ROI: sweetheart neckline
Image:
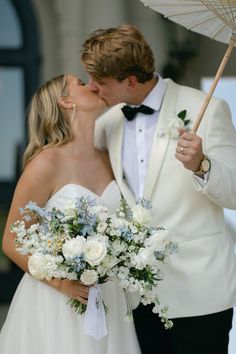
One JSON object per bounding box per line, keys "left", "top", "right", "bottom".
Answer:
{"left": 49, "top": 180, "right": 117, "bottom": 201}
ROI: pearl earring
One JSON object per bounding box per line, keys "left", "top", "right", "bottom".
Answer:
{"left": 71, "top": 103, "right": 76, "bottom": 121}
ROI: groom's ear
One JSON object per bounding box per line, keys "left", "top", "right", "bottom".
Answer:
{"left": 58, "top": 96, "right": 73, "bottom": 109}
{"left": 126, "top": 75, "right": 138, "bottom": 88}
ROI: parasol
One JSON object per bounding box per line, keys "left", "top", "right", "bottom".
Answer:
{"left": 140, "top": 0, "right": 236, "bottom": 132}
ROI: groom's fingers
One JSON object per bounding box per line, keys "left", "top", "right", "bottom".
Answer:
{"left": 176, "top": 132, "right": 204, "bottom": 171}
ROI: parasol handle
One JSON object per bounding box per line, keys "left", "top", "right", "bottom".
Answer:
{"left": 192, "top": 37, "right": 236, "bottom": 133}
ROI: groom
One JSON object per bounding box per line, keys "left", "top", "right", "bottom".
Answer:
{"left": 81, "top": 24, "right": 236, "bottom": 354}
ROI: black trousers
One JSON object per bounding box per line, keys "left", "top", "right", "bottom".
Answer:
{"left": 133, "top": 304, "right": 233, "bottom": 354}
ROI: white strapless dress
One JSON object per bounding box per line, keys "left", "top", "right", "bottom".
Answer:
{"left": 0, "top": 181, "right": 141, "bottom": 354}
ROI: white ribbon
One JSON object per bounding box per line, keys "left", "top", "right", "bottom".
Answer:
{"left": 84, "top": 284, "right": 107, "bottom": 340}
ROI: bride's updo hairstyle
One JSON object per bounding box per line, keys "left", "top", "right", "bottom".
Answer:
{"left": 23, "top": 74, "right": 73, "bottom": 168}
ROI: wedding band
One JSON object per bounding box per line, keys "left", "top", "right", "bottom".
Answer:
{"left": 180, "top": 147, "right": 184, "bottom": 153}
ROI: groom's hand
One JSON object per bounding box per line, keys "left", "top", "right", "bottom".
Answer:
{"left": 175, "top": 128, "right": 204, "bottom": 172}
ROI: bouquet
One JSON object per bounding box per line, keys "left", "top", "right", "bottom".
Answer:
{"left": 12, "top": 196, "right": 178, "bottom": 331}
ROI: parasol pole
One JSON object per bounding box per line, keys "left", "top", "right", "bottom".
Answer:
{"left": 192, "top": 35, "right": 236, "bottom": 133}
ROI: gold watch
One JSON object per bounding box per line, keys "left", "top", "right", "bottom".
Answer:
{"left": 194, "top": 155, "right": 211, "bottom": 177}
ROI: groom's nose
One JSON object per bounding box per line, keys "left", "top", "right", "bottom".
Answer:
{"left": 87, "top": 79, "right": 99, "bottom": 92}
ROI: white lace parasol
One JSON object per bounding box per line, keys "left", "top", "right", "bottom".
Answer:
{"left": 140, "top": 0, "right": 236, "bottom": 131}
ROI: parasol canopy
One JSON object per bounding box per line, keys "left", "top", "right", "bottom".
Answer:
{"left": 140, "top": 0, "right": 236, "bottom": 132}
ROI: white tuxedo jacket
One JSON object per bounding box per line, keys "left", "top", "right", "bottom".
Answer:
{"left": 95, "top": 79, "right": 236, "bottom": 318}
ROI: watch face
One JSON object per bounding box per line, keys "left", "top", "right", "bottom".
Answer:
{"left": 201, "top": 158, "right": 210, "bottom": 172}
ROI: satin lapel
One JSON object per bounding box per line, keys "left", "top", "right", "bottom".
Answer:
{"left": 143, "top": 79, "right": 180, "bottom": 199}
{"left": 108, "top": 114, "right": 136, "bottom": 206}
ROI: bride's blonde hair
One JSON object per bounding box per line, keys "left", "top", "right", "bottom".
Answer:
{"left": 23, "top": 74, "right": 73, "bottom": 168}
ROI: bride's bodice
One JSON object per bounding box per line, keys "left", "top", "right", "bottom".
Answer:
{"left": 45, "top": 180, "right": 121, "bottom": 213}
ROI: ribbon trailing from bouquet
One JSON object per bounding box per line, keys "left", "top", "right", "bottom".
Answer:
{"left": 84, "top": 284, "right": 107, "bottom": 340}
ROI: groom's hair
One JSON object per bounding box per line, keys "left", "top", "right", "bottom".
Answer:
{"left": 81, "top": 24, "right": 155, "bottom": 83}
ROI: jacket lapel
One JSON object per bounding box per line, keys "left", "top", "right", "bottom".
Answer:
{"left": 143, "top": 79, "right": 180, "bottom": 199}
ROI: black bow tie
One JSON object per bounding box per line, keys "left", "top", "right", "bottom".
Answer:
{"left": 121, "top": 104, "right": 154, "bottom": 121}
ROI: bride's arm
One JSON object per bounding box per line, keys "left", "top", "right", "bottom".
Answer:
{"left": 2, "top": 154, "right": 89, "bottom": 304}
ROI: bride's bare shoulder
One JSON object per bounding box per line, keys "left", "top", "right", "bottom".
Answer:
{"left": 26, "top": 147, "right": 60, "bottom": 169}
{"left": 22, "top": 147, "right": 63, "bottom": 185}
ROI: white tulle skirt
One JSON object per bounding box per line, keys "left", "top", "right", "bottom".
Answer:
{"left": 0, "top": 274, "right": 141, "bottom": 354}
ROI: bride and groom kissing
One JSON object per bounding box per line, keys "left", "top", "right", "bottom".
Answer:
{"left": 1, "top": 24, "right": 236, "bottom": 354}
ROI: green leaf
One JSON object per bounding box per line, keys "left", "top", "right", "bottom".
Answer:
{"left": 184, "top": 119, "right": 190, "bottom": 126}
{"left": 177, "top": 110, "right": 187, "bottom": 119}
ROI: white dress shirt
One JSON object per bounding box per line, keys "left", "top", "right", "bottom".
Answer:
{"left": 122, "top": 75, "right": 167, "bottom": 199}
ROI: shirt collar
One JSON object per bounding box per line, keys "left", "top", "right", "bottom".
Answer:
{"left": 142, "top": 73, "right": 167, "bottom": 112}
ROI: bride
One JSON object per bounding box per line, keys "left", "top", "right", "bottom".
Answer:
{"left": 0, "top": 74, "right": 141, "bottom": 354}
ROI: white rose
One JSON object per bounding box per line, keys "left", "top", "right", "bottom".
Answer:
{"left": 132, "top": 205, "right": 152, "bottom": 224}
{"left": 28, "top": 253, "right": 57, "bottom": 280}
{"left": 134, "top": 247, "right": 156, "bottom": 269}
{"left": 84, "top": 235, "right": 107, "bottom": 266}
{"left": 80, "top": 269, "right": 98, "bottom": 285}
{"left": 144, "top": 229, "right": 170, "bottom": 251}
{"left": 97, "top": 221, "right": 107, "bottom": 233}
{"left": 62, "top": 236, "right": 86, "bottom": 260}
{"left": 167, "top": 116, "right": 185, "bottom": 138}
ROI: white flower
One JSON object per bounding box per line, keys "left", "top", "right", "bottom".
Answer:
{"left": 110, "top": 228, "right": 122, "bottom": 237}
{"left": 84, "top": 235, "right": 108, "bottom": 266}
{"left": 110, "top": 239, "right": 127, "bottom": 255}
{"left": 166, "top": 110, "right": 191, "bottom": 138}
{"left": 97, "top": 221, "right": 107, "bottom": 233}
{"left": 130, "top": 225, "right": 138, "bottom": 234}
{"left": 110, "top": 215, "right": 128, "bottom": 228}
{"left": 117, "top": 266, "right": 130, "bottom": 278}
{"left": 64, "top": 201, "right": 77, "bottom": 220}
{"left": 80, "top": 269, "right": 98, "bottom": 285}
{"left": 118, "top": 211, "right": 125, "bottom": 218}
{"left": 102, "top": 254, "right": 119, "bottom": 268}
{"left": 166, "top": 116, "right": 185, "bottom": 138}
{"left": 90, "top": 205, "right": 109, "bottom": 221}
{"left": 11, "top": 220, "right": 26, "bottom": 239}
{"left": 62, "top": 236, "right": 86, "bottom": 260}
{"left": 97, "top": 255, "right": 119, "bottom": 276}
{"left": 134, "top": 247, "right": 156, "bottom": 269}
{"left": 132, "top": 205, "right": 152, "bottom": 224}
{"left": 28, "top": 223, "right": 40, "bottom": 233}
{"left": 119, "top": 278, "right": 130, "bottom": 288}
{"left": 144, "top": 229, "right": 170, "bottom": 251}
{"left": 28, "top": 253, "right": 61, "bottom": 280}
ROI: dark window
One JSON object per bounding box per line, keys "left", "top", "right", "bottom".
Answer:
{"left": 0, "top": 0, "right": 40, "bottom": 302}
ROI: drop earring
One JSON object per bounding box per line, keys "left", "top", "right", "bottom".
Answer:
{"left": 71, "top": 103, "right": 76, "bottom": 121}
